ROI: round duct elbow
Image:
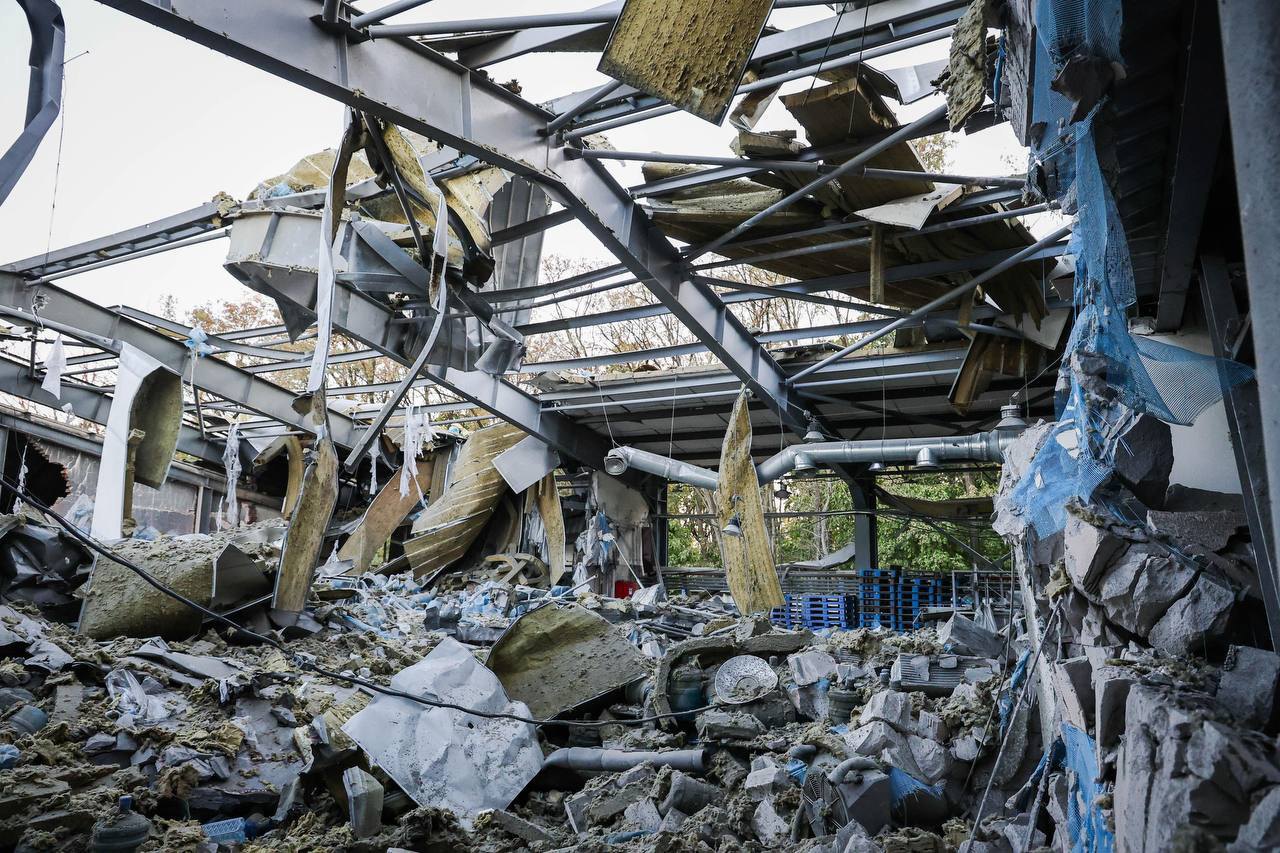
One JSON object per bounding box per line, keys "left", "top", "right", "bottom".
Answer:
{"left": 914, "top": 447, "right": 939, "bottom": 470}
{"left": 603, "top": 449, "right": 629, "bottom": 476}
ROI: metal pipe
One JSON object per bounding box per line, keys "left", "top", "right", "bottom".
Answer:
{"left": 321, "top": 0, "right": 341, "bottom": 24}
{"left": 753, "top": 431, "right": 1013, "bottom": 483}
{"left": 788, "top": 223, "right": 1073, "bottom": 384}
{"left": 350, "top": 0, "right": 436, "bottom": 28}
{"left": 604, "top": 447, "right": 719, "bottom": 491}
{"left": 546, "top": 79, "right": 625, "bottom": 135}
{"left": 605, "top": 429, "right": 1019, "bottom": 488}
{"left": 688, "top": 104, "right": 950, "bottom": 262}
{"left": 542, "top": 747, "right": 707, "bottom": 773}
{"left": 827, "top": 755, "right": 878, "bottom": 785}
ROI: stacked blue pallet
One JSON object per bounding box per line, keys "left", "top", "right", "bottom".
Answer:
{"left": 857, "top": 568, "right": 901, "bottom": 631}
{"left": 897, "top": 572, "right": 948, "bottom": 630}
{"left": 768, "top": 594, "right": 857, "bottom": 630}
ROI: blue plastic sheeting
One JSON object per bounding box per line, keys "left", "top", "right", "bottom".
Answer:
{"left": 1061, "top": 723, "right": 1115, "bottom": 853}
{"left": 887, "top": 766, "right": 944, "bottom": 806}
{"left": 999, "top": 648, "right": 1033, "bottom": 733}
{"left": 1010, "top": 0, "right": 1253, "bottom": 538}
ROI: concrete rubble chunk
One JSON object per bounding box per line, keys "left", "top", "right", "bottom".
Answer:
{"left": 1052, "top": 656, "right": 1094, "bottom": 732}
{"left": 659, "top": 771, "right": 719, "bottom": 817}
{"left": 1111, "top": 414, "right": 1173, "bottom": 507}
{"left": 342, "top": 767, "right": 383, "bottom": 839}
{"left": 1116, "top": 683, "right": 1280, "bottom": 851}
{"left": 907, "top": 734, "right": 951, "bottom": 784}
{"left": 789, "top": 649, "right": 838, "bottom": 686}
{"left": 858, "top": 689, "right": 914, "bottom": 731}
{"left": 622, "top": 798, "right": 663, "bottom": 833}
{"left": 481, "top": 809, "right": 554, "bottom": 844}
{"left": 1147, "top": 572, "right": 1235, "bottom": 656}
{"left": 938, "top": 614, "right": 1003, "bottom": 658}
{"left": 744, "top": 763, "right": 791, "bottom": 801}
{"left": 1063, "top": 511, "right": 1129, "bottom": 595}
{"left": 1227, "top": 785, "right": 1280, "bottom": 852}
{"left": 588, "top": 781, "right": 652, "bottom": 825}
{"left": 1147, "top": 508, "right": 1246, "bottom": 553}
{"left": 916, "top": 709, "right": 948, "bottom": 741}
{"left": 697, "top": 709, "right": 766, "bottom": 741}
{"left": 847, "top": 720, "right": 908, "bottom": 757}
{"left": 1093, "top": 664, "right": 1137, "bottom": 751}
{"left": 1218, "top": 645, "right": 1280, "bottom": 729}
{"left": 752, "top": 797, "right": 790, "bottom": 846}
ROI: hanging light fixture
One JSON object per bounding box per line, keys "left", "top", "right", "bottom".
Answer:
{"left": 868, "top": 461, "right": 886, "bottom": 473}
{"left": 774, "top": 481, "right": 791, "bottom": 500}
{"left": 723, "top": 513, "right": 743, "bottom": 537}
{"left": 803, "top": 417, "right": 825, "bottom": 443}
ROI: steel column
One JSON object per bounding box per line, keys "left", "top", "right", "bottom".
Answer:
{"left": 1199, "top": 254, "right": 1280, "bottom": 646}
{"left": 1219, "top": 0, "right": 1280, "bottom": 606}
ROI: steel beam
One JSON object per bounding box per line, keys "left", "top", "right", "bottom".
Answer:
{"left": 2, "top": 201, "right": 231, "bottom": 278}
{"left": 1200, "top": 255, "right": 1280, "bottom": 646}
{"left": 95, "top": 0, "right": 813, "bottom": 437}
{"left": 1220, "top": 0, "right": 1280, "bottom": 601}
{"left": 0, "top": 353, "right": 223, "bottom": 464}
{"left": 1154, "top": 0, "right": 1226, "bottom": 331}
{"left": 0, "top": 272, "right": 358, "bottom": 445}
{"left": 0, "top": 0, "right": 64, "bottom": 207}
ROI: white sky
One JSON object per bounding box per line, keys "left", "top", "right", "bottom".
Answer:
{"left": 0, "top": 0, "right": 1033, "bottom": 318}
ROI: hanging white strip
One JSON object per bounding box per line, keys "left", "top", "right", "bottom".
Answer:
{"left": 40, "top": 334, "right": 66, "bottom": 399}
{"left": 222, "top": 421, "right": 242, "bottom": 528}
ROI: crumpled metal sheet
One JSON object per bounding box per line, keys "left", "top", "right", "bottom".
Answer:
{"left": 342, "top": 637, "right": 542, "bottom": 826}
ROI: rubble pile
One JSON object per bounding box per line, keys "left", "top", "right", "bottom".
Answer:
{"left": 991, "top": 419, "right": 1280, "bottom": 852}
{"left": 0, "top": 504, "right": 1051, "bottom": 853}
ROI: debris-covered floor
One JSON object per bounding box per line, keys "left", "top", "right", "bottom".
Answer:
{"left": 3, "top": 409, "right": 1279, "bottom": 853}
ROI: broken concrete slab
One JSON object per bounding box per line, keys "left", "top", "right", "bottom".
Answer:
{"left": 938, "top": 613, "right": 1003, "bottom": 658}
{"left": 1147, "top": 572, "right": 1236, "bottom": 656}
{"left": 342, "top": 767, "right": 383, "bottom": 839}
{"left": 1218, "top": 645, "right": 1280, "bottom": 729}
{"left": 858, "top": 690, "right": 913, "bottom": 732}
{"left": 752, "top": 797, "right": 790, "bottom": 846}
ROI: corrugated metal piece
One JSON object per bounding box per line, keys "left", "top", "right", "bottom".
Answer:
{"left": 402, "top": 422, "right": 524, "bottom": 578}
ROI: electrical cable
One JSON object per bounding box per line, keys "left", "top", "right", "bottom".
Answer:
{"left": 0, "top": 473, "right": 713, "bottom": 729}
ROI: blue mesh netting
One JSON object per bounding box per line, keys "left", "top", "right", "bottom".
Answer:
{"left": 1061, "top": 724, "right": 1115, "bottom": 853}
{"left": 1010, "top": 0, "right": 1254, "bottom": 539}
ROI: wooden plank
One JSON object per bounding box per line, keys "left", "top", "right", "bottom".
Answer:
{"left": 716, "top": 388, "right": 783, "bottom": 613}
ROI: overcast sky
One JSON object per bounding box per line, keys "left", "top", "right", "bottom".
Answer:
{"left": 0, "top": 0, "right": 1029, "bottom": 318}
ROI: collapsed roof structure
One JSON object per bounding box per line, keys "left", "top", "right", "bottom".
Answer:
{"left": 0, "top": 0, "right": 1278, "bottom": 850}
